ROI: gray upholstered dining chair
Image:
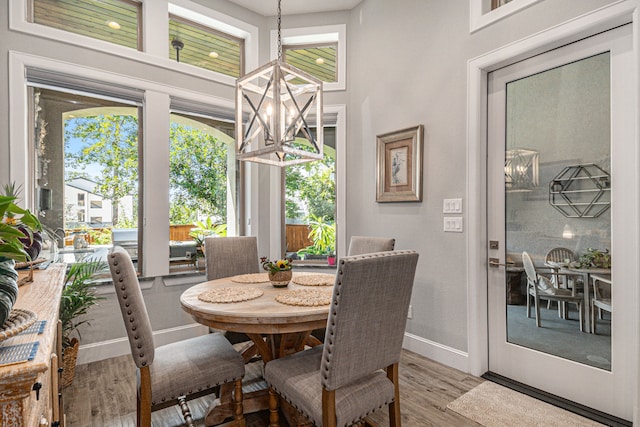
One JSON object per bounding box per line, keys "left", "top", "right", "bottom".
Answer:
{"left": 204, "top": 236, "right": 260, "bottom": 280}
{"left": 108, "top": 246, "right": 245, "bottom": 427}
{"left": 265, "top": 250, "right": 419, "bottom": 427}
{"left": 347, "top": 235, "right": 395, "bottom": 255}
{"left": 204, "top": 236, "right": 260, "bottom": 345}
{"left": 309, "top": 235, "right": 396, "bottom": 344}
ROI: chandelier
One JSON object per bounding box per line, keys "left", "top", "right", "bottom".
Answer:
{"left": 235, "top": 0, "right": 323, "bottom": 166}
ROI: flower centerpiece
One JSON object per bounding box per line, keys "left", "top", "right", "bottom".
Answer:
{"left": 578, "top": 248, "right": 611, "bottom": 269}
{"left": 261, "top": 256, "right": 293, "bottom": 288}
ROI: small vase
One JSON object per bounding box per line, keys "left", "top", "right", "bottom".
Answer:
{"left": 268, "top": 270, "right": 292, "bottom": 288}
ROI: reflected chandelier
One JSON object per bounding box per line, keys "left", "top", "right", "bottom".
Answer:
{"left": 235, "top": 0, "right": 323, "bottom": 166}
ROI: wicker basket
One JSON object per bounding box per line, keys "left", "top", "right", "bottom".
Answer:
{"left": 61, "top": 338, "right": 79, "bottom": 388}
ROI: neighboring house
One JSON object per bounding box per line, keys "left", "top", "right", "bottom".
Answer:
{"left": 65, "top": 177, "right": 133, "bottom": 227}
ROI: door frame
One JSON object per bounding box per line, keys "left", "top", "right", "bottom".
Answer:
{"left": 466, "top": 1, "right": 640, "bottom": 423}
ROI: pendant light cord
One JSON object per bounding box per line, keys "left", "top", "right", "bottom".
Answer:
{"left": 277, "top": 0, "right": 282, "bottom": 60}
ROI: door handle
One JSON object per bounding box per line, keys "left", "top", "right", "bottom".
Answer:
{"left": 489, "top": 258, "right": 510, "bottom": 267}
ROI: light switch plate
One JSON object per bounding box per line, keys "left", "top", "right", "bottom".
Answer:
{"left": 443, "top": 198, "right": 463, "bottom": 214}
{"left": 443, "top": 217, "right": 463, "bottom": 232}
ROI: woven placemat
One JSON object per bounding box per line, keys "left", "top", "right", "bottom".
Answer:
{"left": 276, "top": 289, "right": 332, "bottom": 307}
{"left": 0, "top": 341, "right": 39, "bottom": 367}
{"left": 291, "top": 273, "right": 335, "bottom": 287}
{"left": 198, "top": 287, "right": 264, "bottom": 303}
{"left": 0, "top": 309, "right": 37, "bottom": 342}
{"left": 230, "top": 273, "right": 270, "bottom": 284}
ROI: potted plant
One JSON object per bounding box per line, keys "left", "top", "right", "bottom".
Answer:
{"left": 0, "top": 194, "right": 42, "bottom": 325}
{"left": 59, "top": 258, "right": 107, "bottom": 387}
{"left": 189, "top": 219, "right": 227, "bottom": 256}
{"left": 297, "top": 214, "right": 336, "bottom": 263}
{"left": 261, "top": 257, "right": 293, "bottom": 287}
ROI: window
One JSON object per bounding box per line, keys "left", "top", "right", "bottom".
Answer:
{"left": 169, "top": 15, "right": 244, "bottom": 78}
{"left": 470, "top": 0, "right": 543, "bottom": 32}
{"left": 30, "top": 0, "right": 142, "bottom": 50}
{"left": 491, "top": 0, "right": 514, "bottom": 9}
{"left": 285, "top": 127, "right": 336, "bottom": 264}
{"left": 273, "top": 25, "right": 346, "bottom": 91}
{"left": 32, "top": 86, "right": 141, "bottom": 270}
{"left": 283, "top": 43, "right": 337, "bottom": 83}
{"left": 168, "top": 111, "right": 237, "bottom": 273}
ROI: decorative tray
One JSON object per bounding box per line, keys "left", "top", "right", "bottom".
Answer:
{"left": 0, "top": 309, "right": 38, "bottom": 342}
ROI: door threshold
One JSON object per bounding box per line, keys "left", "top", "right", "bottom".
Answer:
{"left": 482, "top": 372, "right": 631, "bottom": 427}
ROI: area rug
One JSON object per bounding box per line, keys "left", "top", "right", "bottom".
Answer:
{"left": 446, "top": 381, "right": 605, "bottom": 426}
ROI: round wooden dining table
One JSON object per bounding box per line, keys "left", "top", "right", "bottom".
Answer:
{"left": 180, "top": 272, "right": 331, "bottom": 360}
{"left": 180, "top": 272, "right": 333, "bottom": 426}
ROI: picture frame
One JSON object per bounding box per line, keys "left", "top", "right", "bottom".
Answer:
{"left": 376, "top": 125, "right": 423, "bottom": 202}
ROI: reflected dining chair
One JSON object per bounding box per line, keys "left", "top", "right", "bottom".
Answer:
{"left": 108, "top": 246, "right": 245, "bottom": 427}
{"left": 591, "top": 274, "right": 612, "bottom": 334}
{"left": 264, "top": 250, "right": 419, "bottom": 427}
{"left": 523, "top": 251, "right": 584, "bottom": 332}
{"left": 347, "top": 235, "right": 395, "bottom": 255}
{"left": 544, "top": 247, "right": 580, "bottom": 293}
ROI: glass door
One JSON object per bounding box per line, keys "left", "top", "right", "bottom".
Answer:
{"left": 487, "top": 25, "right": 635, "bottom": 421}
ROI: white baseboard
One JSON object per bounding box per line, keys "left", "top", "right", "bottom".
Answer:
{"left": 78, "top": 326, "right": 469, "bottom": 373}
{"left": 403, "top": 332, "right": 469, "bottom": 373}
{"left": 77, "top": 323, "right": 209, "bottom": 365}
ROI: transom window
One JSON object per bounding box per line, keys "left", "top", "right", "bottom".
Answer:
{"left": 169, "top": 15, "right": 244, "bottom": 78}
{"left": 29, "top": 0, "right": 141, "bottom": 50}
{"left": 283, "top": 43, "right": 337, "bottom": 83}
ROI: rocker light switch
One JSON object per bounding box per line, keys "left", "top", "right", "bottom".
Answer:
{"left": 443, "top": 198, "right": 463, "bottom": 214}
{"left": 443, "top": 217, "right": 463, "bottom": 232}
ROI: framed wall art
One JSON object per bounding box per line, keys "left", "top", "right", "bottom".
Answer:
{"left": 376, "top": 125, "right": 423, "bottom": 202}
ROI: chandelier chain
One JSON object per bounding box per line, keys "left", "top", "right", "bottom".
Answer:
{"left": 277, "top": 0, "right": 282, "bottom": 60}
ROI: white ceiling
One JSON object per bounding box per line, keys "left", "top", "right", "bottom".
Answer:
{"left": 226, "top": 0, "right": 363, "bottom": 16}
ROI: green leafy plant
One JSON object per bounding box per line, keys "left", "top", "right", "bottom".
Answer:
{"left": 189, "top": 218, "right": 227, "bottom": 247}
{"left": 59, "top": 259, "right": 107, "bottom": 348}
{"left": 0, "top": 195, "right": 42, "bottom": 262}
{"left": 297, "top": 214, "right": 336, "bottom": 257}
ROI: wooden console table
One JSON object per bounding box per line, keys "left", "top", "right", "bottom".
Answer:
{"left": 0, "top": 264, "right": 66, "bottom": 427}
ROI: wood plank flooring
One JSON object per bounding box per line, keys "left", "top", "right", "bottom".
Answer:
{"left": 63, "top": 349, "right": 484, "bottom": 426}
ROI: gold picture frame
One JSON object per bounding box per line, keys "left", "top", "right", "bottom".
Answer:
{"left": 376, "top": 125, "right": 423, "bottom": 202}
